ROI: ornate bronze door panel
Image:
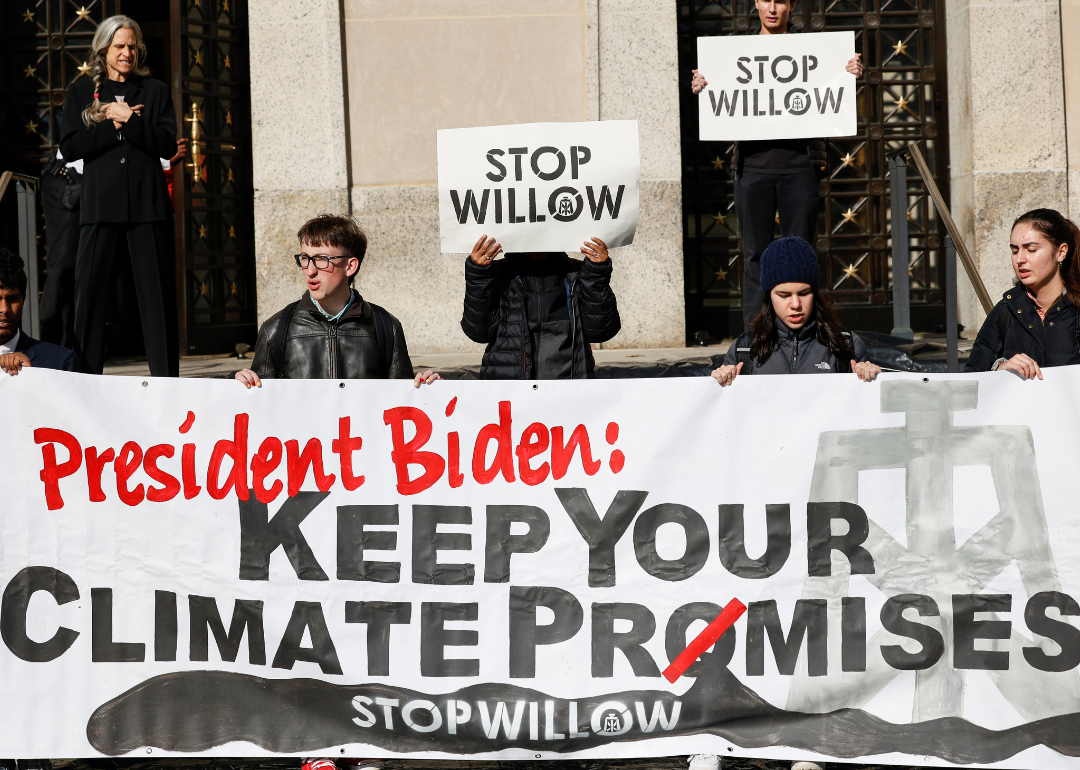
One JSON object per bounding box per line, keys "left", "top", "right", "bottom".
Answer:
{"left": 2, "top": 1, "right": 122, "bottom": 171}
{"left": 171, "top": 0, "right": 256, "bottom": 354}
{"left": 678, "top": 0, "right": 950, "bottom": 339}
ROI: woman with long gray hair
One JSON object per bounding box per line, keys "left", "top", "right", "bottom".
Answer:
{"left": 59, "top": 14, "right": 179, "bottom": 376}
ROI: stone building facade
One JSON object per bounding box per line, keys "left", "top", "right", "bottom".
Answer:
{"left": 248, "top": 0, "right": 1080, "bottom": 352}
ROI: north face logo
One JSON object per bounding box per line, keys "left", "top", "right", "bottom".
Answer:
{"left": 815, "top": 362, "right": 831, "bottom": 370}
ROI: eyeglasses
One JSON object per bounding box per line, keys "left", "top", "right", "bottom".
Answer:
{"left": 294, "top": 253, "right": 347, "bottom": 269}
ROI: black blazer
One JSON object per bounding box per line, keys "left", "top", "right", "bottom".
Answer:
{"left": 59, "top": 75, "right": 178, "bottom": 224}
{"left": 15, "top": 333, "right": 78, "bottom": 372}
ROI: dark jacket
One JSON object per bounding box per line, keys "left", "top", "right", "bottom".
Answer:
{"left": 59, "top": 75, "right": 177, "bottom": 224}
{"left": 250, "top": 293, "right": 414, "bottom": 380}
{"left": 728, "top": 24, "right": 828, "bottom": 177}
{"left": 722, "top": 319, "right": 869, "bottom": 374}
{"left": 965, "top": 288, "right": 1080, "bottom": 372}
{"left": 461, "top": 254, "right": 621, "bottom": 379}
{"left": 15, "top": 333, "right": 78, "bottom": 372}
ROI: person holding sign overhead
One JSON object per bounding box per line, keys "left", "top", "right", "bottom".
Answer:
{"left": 461, "top": 235, "right": 620, "bottom": 379}
{"left": 691, "top": 0, "right": 863, "bottom": 331}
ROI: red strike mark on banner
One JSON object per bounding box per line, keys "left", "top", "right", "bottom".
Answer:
{"left": 662, "top": 597, "right": 747, "bottom": 684}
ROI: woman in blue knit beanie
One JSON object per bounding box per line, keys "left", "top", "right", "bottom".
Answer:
{"left": 711, "top": 236, "right": 880, "bottom": 385}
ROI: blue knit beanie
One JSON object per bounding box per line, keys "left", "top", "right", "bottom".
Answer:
{"left": 759, "top": 237, "right": 819, "bottom": 294}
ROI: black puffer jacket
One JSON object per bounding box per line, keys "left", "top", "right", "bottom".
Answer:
{"left": 461, "top": 253, "right": 621, "bottom": 379}
{"left": 722, "top": 319, "right": 869, "bottom": 374}
{"left": 965, "top": 288, "right": 1080, "bottom": 371}
{"left": 250, "top": 293, "right": 414, "bottom": 379}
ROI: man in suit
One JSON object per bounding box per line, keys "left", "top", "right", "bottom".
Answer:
{"left": 0, "top": 248, "right": 77, "bottom": 375}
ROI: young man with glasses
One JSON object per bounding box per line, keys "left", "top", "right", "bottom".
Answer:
{"left": 234, "top": 213, "right": 438, "bottom": 386}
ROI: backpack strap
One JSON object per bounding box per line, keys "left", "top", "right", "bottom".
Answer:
{"left": 734, "top": 345, "right": 753, "bottom": 373}
{"left": 273, "top": 300, "right": 300, "bottom": 378}
{"left": 368, "top": 301, "right": 395, "bottom": 377}
{"left": 836, "top": 332, "right": 854, "bottom": 374}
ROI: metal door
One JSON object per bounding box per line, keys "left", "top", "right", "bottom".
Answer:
{"left": 677, "top": 0, "right": 951, "bottom": 339}
{"left": 171, "top": 0, "right": 257, "bottom": 355}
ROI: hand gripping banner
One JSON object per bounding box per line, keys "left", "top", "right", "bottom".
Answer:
{"left": 4, "top": 369, "right": 1080, "bottom": 767}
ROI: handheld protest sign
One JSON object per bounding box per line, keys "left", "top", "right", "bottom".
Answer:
{"left": 697, "top": 31, "right": 857, "bottom": 141}
{"left": 437, "top": 120, "right": 640, "bottom": 253}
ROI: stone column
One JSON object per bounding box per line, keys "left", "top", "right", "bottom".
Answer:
{"left": 596, "top": 0, "right": 685, "bottom": 348}
{"left": 946, "top": 0, "right": 1068, "bottom": 331}
{"left": 249, "top": 0, "right": 350, "bottom": 325}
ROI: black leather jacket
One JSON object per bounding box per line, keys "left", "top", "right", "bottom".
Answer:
{"left": 250, "top": 293, "right": 414, "bottom": 379}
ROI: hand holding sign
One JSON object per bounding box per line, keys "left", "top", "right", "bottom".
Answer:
{"left": 469, "top": 235, "right": 502, "bottom": 266}
{"left": 580, "top": 236, "right": 610, "bottom": 263}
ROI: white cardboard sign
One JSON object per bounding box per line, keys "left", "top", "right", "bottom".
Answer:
{"left": 437, "top": 121, "right": 639, "bottom": 253}
{"left": 697, "top": 31, "right": 857, "bottom": 141}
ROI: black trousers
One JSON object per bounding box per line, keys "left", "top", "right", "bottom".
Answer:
{"left": 39, "top": 172, "right": 82, "bottom": 349}
{"left": 733, "top": 169, "right": 820, "bottom": 328}
{"left": 74, "top": 221, "right": 179, "bottom": 377}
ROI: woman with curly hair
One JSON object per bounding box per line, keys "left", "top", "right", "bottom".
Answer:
{"left": 59, "top": 14, "right": 179, "bottom": 376}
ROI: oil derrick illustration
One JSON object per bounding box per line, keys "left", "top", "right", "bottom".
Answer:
{"left": 786, "top": 380, "right": 1080, "bottom": 723}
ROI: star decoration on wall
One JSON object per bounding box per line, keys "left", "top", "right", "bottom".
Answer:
{"left": 843, "top": 263, "right": 859, "bottom": 280}
{"left": 77, "top": 61, "right": 91, "bottom": 76}
{"left": 198, "top": 225, "right": 208, "bottom": 239}
{"left": 894, "top": 95, "right": 910, "bottom": 112}
{"left": 226, "top": 168, "right": 235, "bottom": 182}
{"left": 223, "top": 55, "right": 231, "bottom": 69}
{"left": 711, "top": 156, "right": 724, "bottom": 171}
{"left": 193, "top": 0, "right": 202, "bottom": 7}
{"left": 194, "top": 52, "right": 204, "bottom": 66}
{"left": 23, "top": 64, "right": 37, "bottom": 78}
{"left": 230, "top": 281, "right": 238, "bottom": 295}
{"left": 25, "top": 118, "right": 39, "bottom": 134}
{"left": 225, "top": 111, "right": 233, "bottom": 125}
{"left": 715, "top": 267, "right": 728, "bottom": 281}
{"left": 840, "top": 152, "right": 856, "bottom": 168}
{"left": 893, "top": 39, "right": 908, "bottom": 57}
{"left": 223, "top": 0, "right": 230, "bottom": 10}
{"left": 712, "top": 211, "right": 726, "bottom": 226}
{"left": 22, "top": 8, "right": 35, "bottom": 22}
{"left": 199, "top": 282, "right": 209, "bottom": 296}
{"left": 75, "top": 5, "right": 91, "bottom": 20}
{"left": 841, "top": 207, "right": 858, "bottom": 224}
{"left": 228, "top": 225, "right": 236, "bottom": 239}
{"left": 775, "top": 213, "right": 781, "bottom": 224}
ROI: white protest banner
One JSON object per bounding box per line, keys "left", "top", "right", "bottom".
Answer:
{"left": 697, "top": 31, "right": 857, "bottom": 141}
{"left": 6, "top": 368, "right": 1080, "bottom": 768}
{"left": 437, "top": 121, "right": 639, "bottom": 253}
